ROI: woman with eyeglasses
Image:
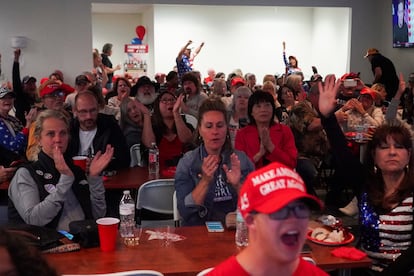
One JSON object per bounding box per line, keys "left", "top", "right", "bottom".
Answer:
{"left": 141, "top": 91, "right": 194, "bottom": 170}
{"left": 175, "top": 97, "right": 254, "bottom": 226}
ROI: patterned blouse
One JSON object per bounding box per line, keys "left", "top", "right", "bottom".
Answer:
{"left": 359, "top": 192, "right": 413, "bottom": 272}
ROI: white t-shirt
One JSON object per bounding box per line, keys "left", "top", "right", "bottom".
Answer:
{"left": 79, "top": 128, "right": 97, "bottom": 156}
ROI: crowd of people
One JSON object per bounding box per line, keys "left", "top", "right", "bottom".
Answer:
{"left": 0, "top": 42, "right": 413, "bottom": 275}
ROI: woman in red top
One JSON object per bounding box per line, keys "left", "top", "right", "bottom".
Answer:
{"left": 140, "top": 91, "right": 194, "bottom": 170}
{"left": 235, "top": 90, "right": 297, "bottom": 169}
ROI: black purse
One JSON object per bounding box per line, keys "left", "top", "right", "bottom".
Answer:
{"left": 69, "top": 219, "right": 99, "bottom": 248}
{"left": 6, "top": 224, "right": 80, "bottom": 253}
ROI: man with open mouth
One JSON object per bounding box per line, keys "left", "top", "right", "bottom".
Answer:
{"left": 208, "top": 162, "right": 326, "bottom": 276}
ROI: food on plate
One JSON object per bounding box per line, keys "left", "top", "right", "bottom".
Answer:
{"left": 310, "top": 227, "right": 345, "bottom": 243}
{"left": 311, "top": 227, "right": 330, "bottom": 241}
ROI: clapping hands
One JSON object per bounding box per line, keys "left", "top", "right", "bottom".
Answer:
{"left": 89, "top": 145, "right": 114, "bottom": 177}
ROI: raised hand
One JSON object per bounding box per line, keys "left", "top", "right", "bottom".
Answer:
{"left": 173, "top": 93, "right": 184, "bottom": 114}
{"left": 14, "top": 49, "right": 21, "bottom": 61}
{"left": 24, "top": 107, "right": 38, "bottom": 128}
{"left": 318, "top": 74, "right": 340, "bottom": 117}
{"left": 395, "top": 72, "right": 406, "bottom": 99}
{"left": 223, "top": 153, "right": 241, "bottom": 188}
{"left": 53, "top": 146, "right": 73, "bottom": 176}
{"left": 135, "top": 99, "right": 150, "bottom": 115}
{"left": 89, "top": 145, "right": 114, "bottom": 177}
{"left": 201, "top": 155, "right": 220, "bottom": 182}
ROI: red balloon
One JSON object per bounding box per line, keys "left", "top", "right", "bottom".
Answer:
{"left": 135, "top": 25, "right": 146, "bottom": 40}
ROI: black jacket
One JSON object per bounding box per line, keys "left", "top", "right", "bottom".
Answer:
{"left": 12, "top": 61, "right": 36, "bottom": 125}
{"left": 67, "top": 113, "right": 130, "bottom": 171}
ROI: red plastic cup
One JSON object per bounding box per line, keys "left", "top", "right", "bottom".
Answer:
{"left": 72, "top": 156, "right": 87, "bottom": 171}
{"left": 96, "top": 217, "right": 120, "bottom": 252}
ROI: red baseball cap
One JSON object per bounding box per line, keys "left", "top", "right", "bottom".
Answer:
{"left": 359, "top": 87, "right": 377, "bottom": 100}
{"left": 231, "top": 77, "right": 245, "bottom": 87}
{"left": 40, "top": 83, "right": 61, "bottom": 97}
{"left": 238, "top": 162, "right": 323, "bottom": 218}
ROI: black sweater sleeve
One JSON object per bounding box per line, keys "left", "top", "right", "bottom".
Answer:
{"left": 321, "top": 113, "right": 365, "bottom": 193}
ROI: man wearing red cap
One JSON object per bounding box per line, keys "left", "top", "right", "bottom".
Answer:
{"left": 208, "top": 162, "right": 327, "bottom": 276}
{"left": 26, "top": 83, "right": 73, "bottom": 161}
{"left": 341, "top": 87, "right": 384, "bottom": 132}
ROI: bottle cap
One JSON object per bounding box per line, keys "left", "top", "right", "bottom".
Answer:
{"left": 123, "top": 190, "right": 130, "bottom": 195}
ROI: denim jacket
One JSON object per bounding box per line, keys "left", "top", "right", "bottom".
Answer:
{"left": 175, "top": 145, "right": 254, "bottom": 226}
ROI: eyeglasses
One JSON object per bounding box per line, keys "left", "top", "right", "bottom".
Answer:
{"left": 77, "top": 108, "right": 98, "bottom": 116}
{"left": 266, "top": 203, "right": 310, "bottom": 220}
{"left": 160, "top": 98, "right": 176, "bottom": 104}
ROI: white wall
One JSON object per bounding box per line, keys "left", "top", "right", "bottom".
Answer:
{"left": 150, "top": 5, "right": 349, "bottom": 82}
{"left": 92, "top": 13, "right": 143, "bottom": 76}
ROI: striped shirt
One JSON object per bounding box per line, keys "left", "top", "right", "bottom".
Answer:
{"left": 360, "top": 192, "right": 413, "bottom": 272}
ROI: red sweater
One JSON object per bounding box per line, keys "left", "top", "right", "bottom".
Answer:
{"left": 235, "top": 124, "right": 297, "bottom": 169}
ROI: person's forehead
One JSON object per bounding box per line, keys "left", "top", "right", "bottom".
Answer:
{"left": 42, "top": 118, "right": 68, "bottom": 130}
{"left": 160, "top": 94, "right": 175, "bottom": 99}
{"left": 76, "top": 95, "right": 98, "bottom": 107}
{"left": 201, "top": 110, "right": 226, "bottom": 121}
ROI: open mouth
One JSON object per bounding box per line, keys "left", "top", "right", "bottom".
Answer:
{"left": 281, "top": 230, "right": 300, "bottom": 247}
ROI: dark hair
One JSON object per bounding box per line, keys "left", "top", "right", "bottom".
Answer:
{"left": 102, "top": 43, "right": 113, "bottom": 54}
{"left": 166, "top": 71, "right": 178, "bottom": 82}
{"left": 195, "top": 97, "right": 232, "bottom": 152}
{"left": 181, "top": 72, "right": 200, "bottom": 88}
{"left": 247, "top": 90, "right": 276, "bottom": 127}
{"left": 152, "top": 92, "right": 178, "bottom": 143}
{"left": 365, "top": 119, "right": 414, "bottom": 210}
{"left": 288, "top": 55, "right": 298, "bottom": 68}
{"left": 277, "top": 85, "right": 293, "bottom": 106}
{"left": 48, "top": 72, "right": 62, "bottom": 81}
{"left": 215, "top": 72, "right": 225, "bottom": 79}
{"left": 0, "top": 228, "right": 58, "bottom": 276}
{"left": 113, "top": 77, "right": 131, "bottom": 94}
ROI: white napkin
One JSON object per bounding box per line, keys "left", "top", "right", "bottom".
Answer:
{"left": 145, "top": 230, "right": 186, "bottom": 242}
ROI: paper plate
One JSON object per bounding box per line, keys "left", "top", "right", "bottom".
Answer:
{"left": 306, "top": 230, "right": 354, "bottom": 246}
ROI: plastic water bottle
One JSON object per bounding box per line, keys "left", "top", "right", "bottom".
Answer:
{"left": 148, "top": 142, "right": 159, "bottom": 176}
{"left": 235, "top": 209, "right": 248, "bottom": 246}
{"left": 119, "top": 190, "right": 135, "bottom": 238}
